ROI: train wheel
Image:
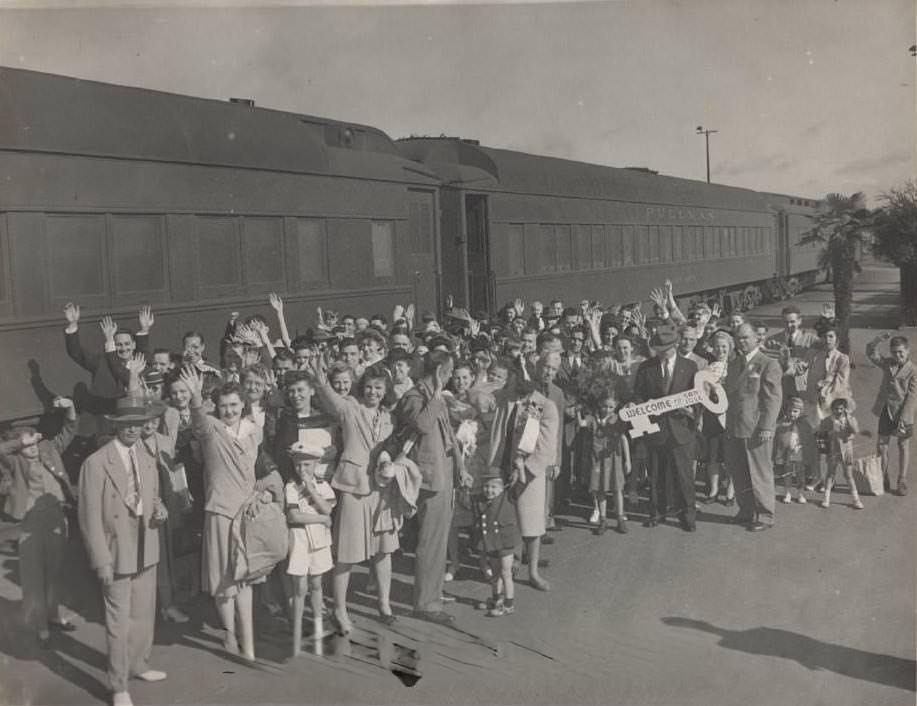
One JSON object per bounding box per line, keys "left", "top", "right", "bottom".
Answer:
{"left": 742, "top": 286, "right": 757, "bottom": 311}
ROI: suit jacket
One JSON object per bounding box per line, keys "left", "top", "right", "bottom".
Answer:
{"left": 314, "top": 382, "right": 391, "bottom": 496}
{"left": 78, "top": 439, "right": 161, "bottom": 575}
{"left": 65, "top": 329, "right": 150, "bottom": 412}
{"left": 805, "top": 348, "right": 851, "bottom": 417}
{"left": 488, "top": 389, "right": 559, "bottom": 481}
{"left": 394, "top": 381, "right": 462, "bottom": 493}
{"left": 632, "top": 355, "right": 699, "bottom": 448}
{"left": 725, "top": 350, "right": 783, "bottom": 439}
{"left": 866, "top": 353, "right": 917, "bottom": 426}
{"left": 765, "top": 329, "right": 819, "bottom": 395}
{"left": 0, "top": 417, "right": 77, "bottom": 521}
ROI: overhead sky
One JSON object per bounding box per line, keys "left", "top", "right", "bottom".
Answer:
{"left": 1, "top": 0, "right": 913, "bottom": 200}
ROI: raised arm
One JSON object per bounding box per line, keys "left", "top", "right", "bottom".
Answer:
{"left": 269, "top": 293, "right": 292, "bottom": 350}
{"left": 63, "top": 302, "right": 96, "bottom": 372}
{"left": 135, "top": 306, "right": 154, "bottom": 355}
{"left": 664, "top": 280, "right": 687, "bottom": 326}
{"left": 865, "top": 332, "right": 891, "bottom": 367}
{"left": 49, "top": 397, "right": 78, "bottom": 454}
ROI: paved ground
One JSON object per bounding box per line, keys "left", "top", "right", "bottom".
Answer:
{"left": 0, "top": 264, "right": 913, "bottom": 706}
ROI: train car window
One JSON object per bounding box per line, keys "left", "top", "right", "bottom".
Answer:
{"left": 671, "top": 226, "right": 682, "bottom": 262}
{"left": 523, "top": 224, "right": 540, "bottom": 275}
{"left": 46, "top": 214, "right": 109, "bottom": 306}
{"left": 574, "top": 225, "right": 592, "bottom": 270}
{"left": 556, "top": 225, "right": 572, "bottom": 272}
{"left": 111, "top": 216, "right": 167, "bottom": 299}
{"left": 636, "top": 226, "right": 650, "bottom": 265}
{"left": 504, "top": 224, "right": 525, "bottom": 276}
{"left": 297, "top": 219, "right": 327, "bottom": 285}
{"left": 704, "top": 227, "right": 717, "bottom": 258}
{"left": 622, "top": 225, "right": 635, "bottom": 265}
{"left": 592, "top": 226, "right": 610, "bottom": 270}
{"left": 371, "top": 222, "right": 395, "bottom": 278}
{"left": 660, "top": 226, "right": 673, "bottom": 263}
{"left": 243, "top": 218, "right": 285, "bottom": 291}
{"left": 197, "top": 217, "right": 242, "bottom": 295}
{"left": 540, "top": 225, "right": 556, "bottom": 273}
{"left": 645, "top": 226, "right": 658, "bottom": 264}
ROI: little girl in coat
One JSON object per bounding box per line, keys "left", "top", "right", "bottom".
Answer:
{"left": 773, "top": 396, "right": 815, "bottom": 504}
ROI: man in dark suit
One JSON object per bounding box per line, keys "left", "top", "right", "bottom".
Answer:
{"left": 395, "top": 352, "right": 472, "bottom": 625}
{"left": 78, "top": 395, "right": 169, "bottom": 706}
{"left": 632, "top": 324, "right": 700, "bottom": 532}
{"left": 725, "top": 323, "right": 783, "bottom": 531}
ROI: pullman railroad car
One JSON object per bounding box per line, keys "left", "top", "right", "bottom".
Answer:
{"left": 0, "top": 67, "right": 821, "bottom": 423}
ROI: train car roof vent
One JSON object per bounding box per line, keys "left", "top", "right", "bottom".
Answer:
{"left": 229, "top": 97, "right": 255, "bottom": 107}
{"left": 624, "top": 166, "right": 659, "bottom": 175}
{"left": 460, "top": 138, "right": 480, "bottom": 145}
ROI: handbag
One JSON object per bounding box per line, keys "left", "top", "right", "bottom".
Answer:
{"left": 852, "top": 455, "right": 884, "bottom": 496}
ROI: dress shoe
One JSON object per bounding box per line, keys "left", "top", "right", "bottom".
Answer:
{"left": 112, "top": 691, "right": 134, "bottom": 706}
{"left": 681, "top": 520, "right": 697, "bottom": 533}
{"left": 883, "top": 475, "right": 892, "bottom": 493}
{"left": 49, "top": 620, "right": 77, "bottom": 633}
{"left": 594, "top": 519, "right": 608, "bottom": 536}
{"left": 746, "top": 521, "right": 769, "bottom": 532}
{"left": 134, "top": 670, "right": 167, "bottom": 682}
{"left": 643, "top": 518, "right": 659, "bottom": 528}
{"left": 162, "top": 606, "right": 190, "bottom": 624}
{"left": 411, "top": 610, "right": 455, "bottom": 625}
{"left": 723, "top": 498, "right": 735, "bottom": 507}
{"left": 897, "top": 480, "right": 908, "bottom": 496}
{"left": 529, "top": 576, "right": 551, "bottom": 592}
{"left": 541, "top": 535, "right": 555, "bottom": 545}
{"left": 700, "top": 496, "right": 717, "bottom": 505}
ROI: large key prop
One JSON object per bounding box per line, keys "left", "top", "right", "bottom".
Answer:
{"left": 620, "top": 369, "right": 728, "bottom": 439}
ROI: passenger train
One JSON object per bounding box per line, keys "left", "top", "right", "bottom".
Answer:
{"left": 0, "top": 67, "right": 822, "bottom": 422}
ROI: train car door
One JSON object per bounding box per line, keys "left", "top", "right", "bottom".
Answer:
{"left": 464, "top": 193, "right": 493, "bottom": 314}
{"left": 407, "top": 189, "right": 439, "bottom": 314}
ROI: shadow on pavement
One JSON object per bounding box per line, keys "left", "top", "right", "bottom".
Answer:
{"left": 662, "top": 617, "right": 916, "bottom": 692}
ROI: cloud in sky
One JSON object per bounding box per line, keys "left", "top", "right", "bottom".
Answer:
{"left": 0, "top": 0, "right": 912, "bottom": 199}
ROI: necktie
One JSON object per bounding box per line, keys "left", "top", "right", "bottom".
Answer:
{"left": 126, "top": 447, "right": 144, "bottom": 516}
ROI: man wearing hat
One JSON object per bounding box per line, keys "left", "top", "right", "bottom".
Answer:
{"left": 633, "top": 323, "right": 701, "bottom": 531}
{"left": 78, "top": 395, "right": 169, "bottom": 706}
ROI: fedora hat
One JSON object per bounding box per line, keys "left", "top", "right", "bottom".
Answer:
{"left": 649, "top": 324, "right": 679, "bottom": 352}
{"left": 104, "top": 394, "right": 168, "bottom": 423}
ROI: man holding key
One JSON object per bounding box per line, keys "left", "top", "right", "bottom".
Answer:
{"left": 633, "top": 324, "right": 701, "bottom": 532}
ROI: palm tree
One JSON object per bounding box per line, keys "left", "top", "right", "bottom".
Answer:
{"left": 871, "top": 180, "right": 917, "bottom": 327}
{"left": 799, "top": 192, "right": 871, "bottom": 353}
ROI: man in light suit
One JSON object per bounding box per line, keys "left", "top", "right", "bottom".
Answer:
{"left": 633, "top": 325, "right": 700, "bottom": 532}
{"left": 725, "top": 323, "right": 783, "bottom": 531}
{"left": 534, "top": 351, "right": 566, "bottom": 539}
{"left": 395, "top": 351, "right": 472, "bottom": 625}
{"left": 79, "top": 395, "right": 169, "bottom": 706}
{"left": 866, "top": 333, "right": 916, "bottom": 495}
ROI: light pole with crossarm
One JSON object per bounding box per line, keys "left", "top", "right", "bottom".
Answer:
{"left": 696, "top": 126, "right": 718, "bottom": 184}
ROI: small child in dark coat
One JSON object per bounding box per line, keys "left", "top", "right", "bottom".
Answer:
{"left": 472, "top": 470, "right": 519, "bottom": 617}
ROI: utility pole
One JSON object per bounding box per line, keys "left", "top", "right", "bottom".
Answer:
{"left": 696, "top": 126, "right": 718, "bottom": 183}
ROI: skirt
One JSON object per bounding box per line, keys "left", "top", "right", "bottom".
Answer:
{"left": 514, "top": 474, "right": 546, "bottom": 538}
{"left": 333, "top": 490, "right": 399, "bottom": 564}
{"left": 203, "top": 511, "right": 239, "bottom": 599}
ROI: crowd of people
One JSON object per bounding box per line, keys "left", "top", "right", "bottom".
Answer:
{"left": 1, "top": 281, "right": 914, "bottom": 706}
